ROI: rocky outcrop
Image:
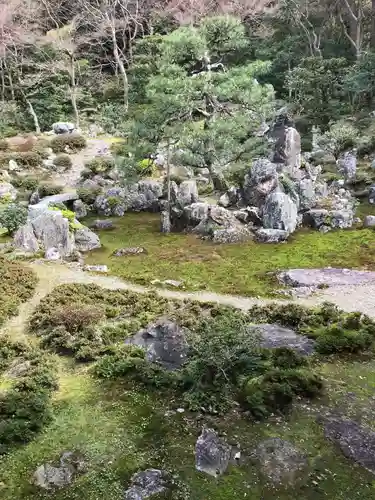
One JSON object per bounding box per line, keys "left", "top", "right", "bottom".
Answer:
{"left": 52, "top": 122, "right": 75, "bottom": 134}
{"left": 33, "top": 451, "right": 86, "bottom": 490}
{"left": 174, "top": 180, "right": 199, "bottom": 209}
{"left": 31, "top": 210, "right": 75, "bottom": 257}
{"left": 243, "top": 158, "right": 278, "bottom": 208}
{"left": 28, "top": 192, "right": 79, "bottom": 219}
{"left": 126, "top": 319, "right": 189, "bottom": 370}
{"left": 337, "top": 150, "right": 357, "bottom": 181}
{"left": 74, "top": 226, "right": 101, "bottom": 252}
{"left": 255, "top": 228, "right": 289, "bottom": 243}
{"left": 195, "top": 428, "right": 231, "bottom": 477}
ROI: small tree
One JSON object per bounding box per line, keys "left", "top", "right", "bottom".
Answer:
{"left": 0, "top": 203, "right": 28, "bottom": 235}
{"left": 128, "top": 16, "right": 275, "bottom": 191}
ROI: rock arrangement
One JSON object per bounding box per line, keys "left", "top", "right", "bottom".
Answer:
{"left": 13, "top": 193, "right": 100, "bottom": 260}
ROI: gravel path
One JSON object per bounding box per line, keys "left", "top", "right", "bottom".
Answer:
{"left": 3, "top": 261, "right": 375, "bottom": 341}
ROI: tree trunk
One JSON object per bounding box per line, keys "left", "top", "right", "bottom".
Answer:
{"left": 372, "top": 0, "right": 375, "bottom": 48}
{"left": 109, "top": 18, "right": 129, "bottom": 112}
{"left": 0, "top": 59, "right": 5, "bottom": 101}
{"left": 25, "top": 98, "right": 41, "bottom": 134}
{"left": 70, "top": 53, "right": 80, "bottom": 128}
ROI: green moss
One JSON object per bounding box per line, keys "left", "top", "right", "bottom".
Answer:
{"left": 83, "top": 213, "right": 375, "bottom": 296}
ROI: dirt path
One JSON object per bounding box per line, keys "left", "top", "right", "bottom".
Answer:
{"left": 3, "top": 261, "right": 375, "bottom": 341}
{"left": 54, "top": 138, "right": 111, "bottom": 188}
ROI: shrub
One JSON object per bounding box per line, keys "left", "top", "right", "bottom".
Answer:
{"left": 39, "top": 304, "right": 105, "bottom": 334}
{"left": 38, "top": 183, "right": 63, "bottom": 197}
{"left": 20, "top": 177, "right": 39, "bottom": 191}
{"left": 0, "top": 335, "right": 29, "bottom": 372}
{"left": 0, "top": 151, "right": 43, "bottom": 168}
{"left": 84, "top": 156, "right": 114, "bottom": 176}
{"left": 50, "top": 134, "right": 87, "bottom": 154}
{"left": 317, "top": 122, "right": 358, "bottom": 160}
{"left": 77, "top": 187, "right": 102, "bottom": 204}
{"left": 0, "top": 139, "right": 9, "bottom": 151}
{"left": 0, "top": 257, "right": 37, "bottom": 326}
{"left": 54, "top": 154, "right": 73, "bottom": 170}
{"left": 0, "top": 203, "right": 28, "bottom": 235}
{"left": 0, "top": 348, "right": 58, "bottom": 455}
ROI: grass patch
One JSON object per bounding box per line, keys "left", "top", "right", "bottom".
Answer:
{"left": 83, "top": 213, "right": 375, "bottom": 296}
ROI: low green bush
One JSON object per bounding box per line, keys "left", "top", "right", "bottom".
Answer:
{"left": 50, "top": 134, "right": 87, "bottom": 154}
{"left": 38, "top": 183, "right": 63, "bottom": 197}
{"left": 0, "top": 203, "right": 28, "bottom": 235}
{"left": 54, "top": 154, "right": 73, "bottom": 170}
{"left": 14, "top": 176, "right": 39, "bottom": 191}
{"left": 0, "top": 257, "right": 37, "bottom": 327}
{"left": 0, "top": 151, "right": 43, "bottom": 168}
{"left": 77, "top": 186, "right": 102, "bottom": 204}
{"left": 0, "top": 343, "right": 58, "bottom": 454}
{"left": 84, "top": 156, "right": 114, "bottom": 176}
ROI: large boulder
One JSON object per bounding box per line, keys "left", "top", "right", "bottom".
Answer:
{"left": 74, "top": 226, "right": 101, "bottom": 252}
{"left": 191, "top": 205, "right": 252, "bottom": 242}
{"left": 296, "top": 178, "right": 316, "bottom": 210}
{"left": 211, "top": 226, "right": 253, "bottom": 244}
{"left": 369, "top": 185, "right": 375, "bottom": 205}
{"left": 52, "top": 122, "right": 75, "bottom": 134}
{"left": 321, "top": 416, "right": 375, "bottom": 474}
{"left": 262, "top": 191, "right": 298, "bottom": 234}
{"left": 13, "top": 222, "right": 40, "bottom": 253}
{"left": 337, "top": 150, "right": 357, "bottom": 181}
{"left": 364, "top": 215, "right": 375, "bottom": 228}
{"left": 174, "top": 180, "right": 199, "bottom": 209}
{"left": 0, "top": 182, "right": 17, "bottom": 202}
{"left": 73, "top": 199, "right": 87, "bottom": 219}
{"left": 33, "top": 451, "right": 86, "bottom": 490}
{"left": 284, "top": 127, "right": 302, "bottom": 175}
{"left": 253, "top": 438, "right": 308, "bottom": 485}
{"left": 28, "top": 192, "right": 79, "bottom": 219}
{"left": 195, "top": 428, "right": 231, "bottom": 477}
{"left": 124, "top": 469, "right": 171, "bottom": 499}
{"left": 31, "top": 210, "right": 75, "bottom": 257}
{"left": 126, "top": 319, "right": 189, "bottom": 371}
{"left": 268, "top": 113, "right": 301, "bottom": 176}
{"left": 243, "top": 158, "right": 278, "bottom": 207}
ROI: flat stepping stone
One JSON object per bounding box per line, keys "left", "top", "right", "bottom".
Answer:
{"left": 278, "top": 268, "right": 375, "bottom": 288}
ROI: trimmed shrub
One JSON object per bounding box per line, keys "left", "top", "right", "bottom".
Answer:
{"left": 38, "top": 183, "right": 63, "bottom": 198}
{"left": 50, "top": 134, "right": 87, "bottom": 154}
{"left": 77, "top": 186, "right": 102, "bottom": 204}
{"left": 43, "top": 304, "right": 105, "bottom": 333}
{"left": 0, "top": 203, "right": 28, "bottom": 235}
{"left": 0, "top": 151, "right": 42, "bottom": 168}
{"left": 84, "top": 156, "right": 114, "bottom": 176}
{"left": 54, "top": 154, "right": 73, "bottom": 170}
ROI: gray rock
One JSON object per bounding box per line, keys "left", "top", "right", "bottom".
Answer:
{"left": 371, "top": 158, "right": 375, "bottom": 169}
{"left": 262, "top": 191, "right": 298, "bottom": 234}
{"left": 248, "top": 323, "right": 315, "bottom": 355}
{"left": 253, "top": 438, "right": 308, "bottom": 484}
{"left": 29, "top": 191, "right": 40, "bottom": 205}
{"left": 330, "top": 210, "right": 354, "bottom": 229}
{"left": 8, "top": 159, "right": 19, "bottom": 172}
{"left": 13, "top": 223, "right": 39, "bottom": 253}
{"left": 52, "top": 122, "right": 75, "bottom": 134}
{"left": 302, "top": 209, "right": 329, "bottom": 229}
{"left": 364, "top": 215, "right": 375, "bottom": 228}
{"left": 279, "top": 268, "right": 375, "bottom": 288}
{"left": 160, "top": 210, "right": 171, "bottom": 233}
{"left": 337, "top": 151, "right": 357, "bottom": 181}
{"left": 297, "top": 178, "right": 315, "bottom": 210}
{"left": 5, "top": 360, "right": 31, "bottom": 378}
{"left": 369, "top": 185, "right": 375, "bottom": 205}
{"left": 124, "top": 469, "right": 171, "bottom": 500}
{"left": 126, "top": 319, "right": 189, "bottom": 371}
{"left": 83, "top": 265, "right": 108, "bottom": 273}
{"left": 0, "top": 182, "right": 17, "bottom": 201}
{"left": 45, "top": 247, "right": 61, "bottom": 260}
{"left": 255, "top": 228, "right": 288, "bottom": 243}
{"left": 31, "top": 210, "right": 75, "bottom": 257}
{"left": 73, "top": 199, "right": 87, "bottom": 219}
{"left": 284, "top": 127, "right": 302, "bottom": 175}
{"left": 175, "top": 180, "right": 199, "bottom": 209}
{"left": 195, "top": 428, "right": 231, "bottom": 477}
{"left": 74, "top": 226, "right": 101, "bottom": 252}
{"left": 218, "top": 186, "right": 239, "bottom": 208}
{"left": 243, "top": 158, "right": 278, "bottom": 207}
{"left": 113, "top": 247, "right": 147, "bottom": 257}
{"left": 28, "top": 192, "right": 79, "bottom": 219}
{"left": 33, "top": 451, "right": 85, "bottom": 490}
{"left": 212, "top": 226, "right": 253, "bottom": 244}
{"left": 90, "top": 219, "right": 114, "bottom": 230}
{"left": 322, "top": 416, "right": 375, "bottom": 474}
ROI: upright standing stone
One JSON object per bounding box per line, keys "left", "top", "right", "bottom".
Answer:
{"left": 337, "top": 150, "right": 357, "bottom": 181}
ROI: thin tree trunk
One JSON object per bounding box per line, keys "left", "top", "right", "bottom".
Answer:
{"left": 25, "top": 97, "right": 41, "bottom": 134}
{"left": 0, "top": 59, "right": 5, "bottom": 101}
{"left": 69, "top": 53, "right": 80, "bottom": 128}
{"left": 109, "top": 17, "right": 129, "bottom": 112}
{"left": 372, "top": 0, "right": 375, "bottom": 48}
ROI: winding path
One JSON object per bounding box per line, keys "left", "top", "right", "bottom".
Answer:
{"left": 3, "top": 261, "right": 375, "bottom": 341}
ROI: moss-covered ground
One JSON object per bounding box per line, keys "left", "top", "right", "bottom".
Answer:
{"left": 84, "top": 213, "right": 375, "bottom": 296}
